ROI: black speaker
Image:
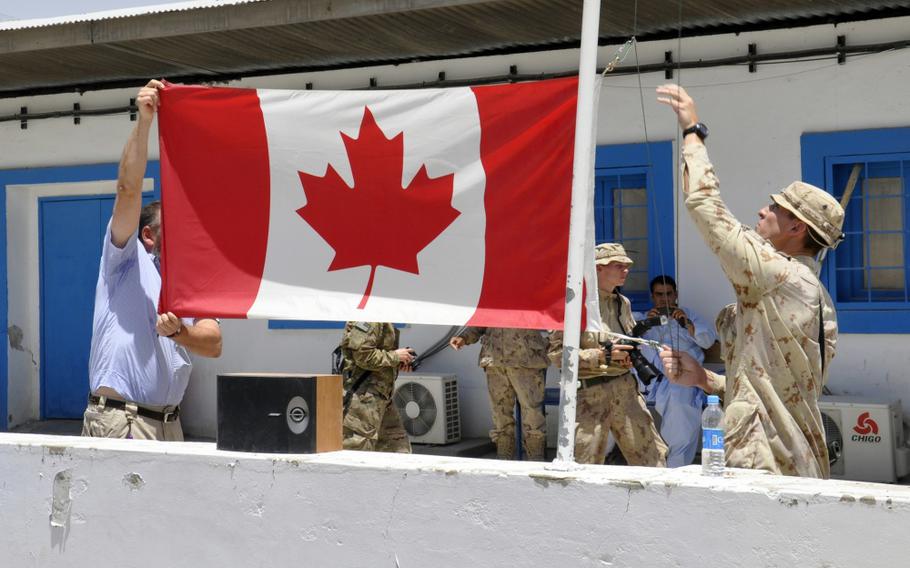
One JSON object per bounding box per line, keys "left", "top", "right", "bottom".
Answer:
{"left": 216, "top": 373, "right": 342, "bottom": 453}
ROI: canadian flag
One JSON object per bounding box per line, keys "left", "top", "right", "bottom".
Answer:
{"left": 158, "top": 77, "right": 599, "bottom": 330}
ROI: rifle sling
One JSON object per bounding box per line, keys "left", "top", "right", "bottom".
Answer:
{"left": 342, "top": 370, "right": 373, "bottom": 416}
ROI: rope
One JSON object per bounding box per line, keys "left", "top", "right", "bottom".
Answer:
{"left": 673, "top": 0, "right": 684, "bottom": 354}
{"left": 627, "top": 0, "right": 679, "bottom": 356}
{"left": 601, "top": 38, "right": 634, "bottom": 77}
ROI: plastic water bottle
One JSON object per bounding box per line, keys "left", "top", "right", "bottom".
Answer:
{"left": 701, "top": 395, "right": 725, "bottom": 477}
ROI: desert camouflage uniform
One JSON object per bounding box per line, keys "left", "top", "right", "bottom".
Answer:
{"left": 339, "top": 321, "right": 411, "bottom": 453}
{"left": 458, "top": 327, "right": 549, "bottom": 460}
{"left": 683, "top": 144, "right": 837, "bottom": 478}
{"left": 549, "top": 289, "right": 668, "bottom": 466}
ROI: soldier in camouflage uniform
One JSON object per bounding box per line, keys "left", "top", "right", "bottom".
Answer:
{"left": 657, "top": 84, "right": 844, "bottom": 477}
{"left": 450, "top": 328, "right": 549, "bottom": 460}
{"left": 339, "top": 321, "right": 415, "bottom": 453}
{"left": 549, "top": 243, "right": 668, "bottom": 466}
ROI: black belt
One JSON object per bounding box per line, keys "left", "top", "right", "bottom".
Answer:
{"left": 89, "top": 395, "right": 180, "bottom": 423}
{"left": 577, "top": 376, "right": 620, "bottom": 390}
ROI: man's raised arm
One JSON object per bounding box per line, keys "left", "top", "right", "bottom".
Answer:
{"left": 110, "top": 79, "right": 164, "bottom": 248}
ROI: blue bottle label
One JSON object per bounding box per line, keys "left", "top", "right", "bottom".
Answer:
{"left": 703, "top": 428, "right": 724, "bottom": 451}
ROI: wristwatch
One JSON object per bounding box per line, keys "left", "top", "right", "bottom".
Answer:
{"left": 682, "top": 122, "right": 709, "bottom": 140}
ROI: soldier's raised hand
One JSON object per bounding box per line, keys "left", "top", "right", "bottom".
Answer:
{"left": 449, "top": 336, "right": 466, "bottom": 350}
{"left": 656, "top": 84, "right": 699, "bottom": 130}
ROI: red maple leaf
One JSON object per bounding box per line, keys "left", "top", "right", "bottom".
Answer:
{"left": 296, "top": 106, "right": 460, "bottom": 309}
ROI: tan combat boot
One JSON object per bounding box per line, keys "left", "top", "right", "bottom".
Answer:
{"left": 524, "top": 435, "right": 546, "bottom": 462}
{"left": 495, "top": 436, "right": 515, "bottom": 460}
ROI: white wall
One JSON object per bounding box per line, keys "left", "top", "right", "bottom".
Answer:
{"left": 3, "top": 16, "right": 910, "bottom": 435}
{"left": 184, "top": 322, "right": 507, "bottom": 439}
{"left": 3, "top": 433, "right": 910, "bottom": 567}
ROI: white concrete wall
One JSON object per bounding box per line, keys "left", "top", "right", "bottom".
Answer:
{"left": 2, "top": 16, "right": 910, "bottom": 436}
{"left": 2, "top": 433, "right": 910, "bottom": 567}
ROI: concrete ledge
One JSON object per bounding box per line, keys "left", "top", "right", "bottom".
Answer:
{"left": 2, "top": 433, "right": 908, "bottom": 567}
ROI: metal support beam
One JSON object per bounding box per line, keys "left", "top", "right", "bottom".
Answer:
{"left": 2, "top": 32, "right": 908, "bottom": 99}
{"left": 3, "top": 37, "right": 909, "bottom": 120}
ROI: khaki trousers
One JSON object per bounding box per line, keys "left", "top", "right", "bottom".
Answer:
{"left": 81, "top": 398, "right": 183, "bottom": 441}
{"left": 343, "top": 383, "right": 412, "bottom": 454}
{"left": 574, "top": 374, "right": 667, "bottom": 466}
{"left": 485, "top": 367, "right": 546, "bottom": 451}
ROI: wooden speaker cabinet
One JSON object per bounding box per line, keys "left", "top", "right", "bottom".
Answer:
{"left": 216, "top": 373, "right": 342, "bottom": 453}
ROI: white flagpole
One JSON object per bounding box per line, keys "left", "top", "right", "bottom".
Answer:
{"left": 550, "top": 0, "right": 602, "bottom": 468}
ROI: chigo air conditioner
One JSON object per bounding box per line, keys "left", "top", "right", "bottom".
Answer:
{"left": 819, "top": 396, "right": 910, "bottom": 483}
{"left": 393, "top": 373, "right": 461, "bottom": 445}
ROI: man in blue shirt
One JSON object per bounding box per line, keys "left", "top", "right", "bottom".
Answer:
{"left": 633, "top": 275, "right": 717, "bottom": 467}
{"left": 82, "top": 79, "right": 223, "bottom": 441}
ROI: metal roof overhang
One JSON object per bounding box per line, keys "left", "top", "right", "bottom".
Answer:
{"left": 1, "top": 0, "right": 909, "bottom": 97}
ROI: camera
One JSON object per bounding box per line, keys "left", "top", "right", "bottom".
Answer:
{"left": 598, "top": 336, "right": 663, "bottom": 385}
{"left": 631, "top": 314, "right": 668, "bottom": 337}
{"left": 656, "top": 307, "right": 689, "bottom": 329}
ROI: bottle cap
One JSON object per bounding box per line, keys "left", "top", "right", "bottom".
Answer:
{"left": 707, "top": 395, "right": 720, "bottom": 405}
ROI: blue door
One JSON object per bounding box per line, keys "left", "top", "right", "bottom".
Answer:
{"left": 39, "top": 194, "right": 151, "bottom": 418}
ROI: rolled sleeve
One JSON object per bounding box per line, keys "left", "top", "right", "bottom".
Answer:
{"left": 704, "top": 369, "right": 725, "bottom": 396}
{"left": 346, "top": 325, "right": 400, "bottom": 371}
{"left": 459, "top": 327, "right": 485, "bottom": 346}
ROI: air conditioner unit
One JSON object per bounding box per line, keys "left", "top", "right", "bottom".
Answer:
{"left": 393, "top": 373, "right": 461, "bottom": 445}
{"left": 819, "top": 396, "right": 910, "bottom": 483}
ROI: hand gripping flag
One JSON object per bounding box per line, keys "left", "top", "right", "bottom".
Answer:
{"left": 157, "top": 77, "right": 601, "bottom": 331}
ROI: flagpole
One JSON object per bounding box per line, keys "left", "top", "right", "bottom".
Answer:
{"left": 550, "top": 0, "right": 602, "bottom": 469}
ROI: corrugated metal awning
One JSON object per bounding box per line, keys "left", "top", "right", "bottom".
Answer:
{"left": 1, "top": 0, "right": 908, "bottom": 97}
{"left": 0, "top": 0, "right": 268, "bottom": 31}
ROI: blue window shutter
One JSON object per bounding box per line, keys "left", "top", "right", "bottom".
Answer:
{"left": 594, "top": 141, "right": 675, "bottom": 312}
{"left": 801, "top": 127, "right": 910, "bottom": 333}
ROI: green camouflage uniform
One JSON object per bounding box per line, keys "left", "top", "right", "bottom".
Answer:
{"left": 458, "top": 327, "right": 549, "bottom": 460}
{"left": 549, "top": 243, "right": 668, "bottom": 466}
{"left": 683, "top": 144, "right": 841, "bottom": 478}
{"left": 339, "top": 321, "right": 411, "bottom": 453}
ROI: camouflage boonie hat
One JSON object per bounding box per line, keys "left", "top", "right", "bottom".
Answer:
{"left": 771, "top": 181, "right": 845, "bottom": 248}
{"left": 595, "top": 242, "right": 634, "bottom": 265}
